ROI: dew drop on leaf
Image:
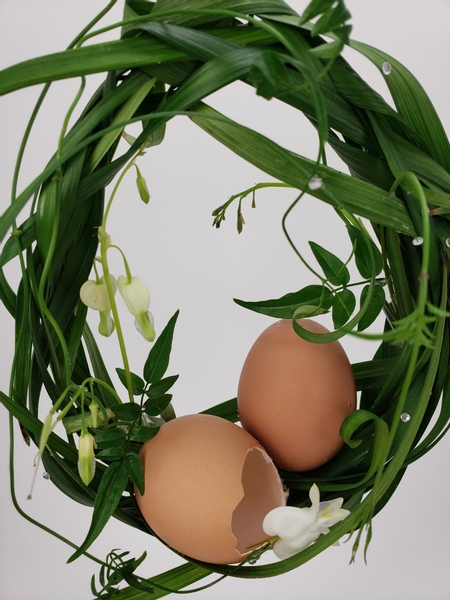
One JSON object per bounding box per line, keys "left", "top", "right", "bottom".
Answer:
{"left": 382, "top": 62, "right": 392, "bottom": 75}
{"left": 308, "top": 176, "right": 323, "bottom": 190}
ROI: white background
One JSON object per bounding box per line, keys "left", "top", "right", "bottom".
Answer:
{"left": 0, "top": 1, "right": 449, "bottom": 599}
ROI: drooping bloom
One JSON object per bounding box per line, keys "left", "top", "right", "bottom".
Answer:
{"left": 77, "top": 432, "right": 96, "bottom": 486}
{"left": 80, "top": 275, "right": 117, "bottom": 337}
{"left": 118, "top": 275, "right": 155, "bottom": 341}
{"left": 262, "top": 484, "right": 350, "bottom": 559}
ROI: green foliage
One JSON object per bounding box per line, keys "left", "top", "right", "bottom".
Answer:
{"left": 0, "top": 0, "right": 449, "bottom": 594}
{"left": 309, "top": 241, "right": 350, "bottom": 286}
{"left": 234, "top": 284, "right": 333, "bottom": 318}
{"left": 143, "top": 310, "right": 179, "bottom": 383}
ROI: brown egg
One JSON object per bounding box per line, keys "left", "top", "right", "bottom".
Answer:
{"left": 237, "top": 319, "right": 356, "bottom": 472}
{"left": 135, "top": 414, "right": 287, "bottom": 564}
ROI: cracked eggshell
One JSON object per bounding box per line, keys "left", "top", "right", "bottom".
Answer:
{"left": 237, "top": 319, "right": 356, "bottom": 472}
{"left": 135, "top": 414, "right": 287, "bottom": 564}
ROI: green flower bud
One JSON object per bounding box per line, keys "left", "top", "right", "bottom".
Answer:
{"left": 88, "top": 402, "right": 100, "bottom": 428}
{"left": 77, "top": 432, "right": 96, "bottom": 486}
{"left": 135, "top": 164, "right": 150, "bottom": 204}
{"left": 98, "top": 311, "right": 115, "bottom": 337}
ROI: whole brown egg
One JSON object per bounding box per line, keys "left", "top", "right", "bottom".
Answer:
{"left": 135, "top": 414, "right": 287, "bottom": 564}
{"left": 237, "top": 319, "right": 356, "bottom": 471}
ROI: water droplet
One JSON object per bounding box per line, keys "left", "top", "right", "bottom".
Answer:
{"left": 412, "top": 236, "right": 424, "bottom": 246}
{"left": 248, "top": 558, "right": 258, "bottom": 565}
{"left": 43, "top": 472, "right": 51, "bottom": 480}
{"left": 400, "top": 412, "right": 411, "bottom": 423}
{"left": 445, "top": 238, "right": 450, "bottom": 248}
{"left": 382, "top": 62, "right": 392, "bottom": 75}
{"left": 308, "top": 176, "right": 322, "bottom": 190}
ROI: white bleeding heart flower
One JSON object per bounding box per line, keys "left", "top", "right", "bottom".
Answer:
{"left": 118, "top": 275, "right": 155, "bottom": 341}
{"left": 80, "top": 276, "right": 117, "bottom": 312}
{"left": 262, "top": 484, "right": 350, "bottom": 559}
{"left": 80, "top": 276, "right": 117, "bottom": 337}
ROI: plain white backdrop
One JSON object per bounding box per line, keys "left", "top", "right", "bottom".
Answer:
{"left": 0, "top": 1, "right": 449, "bottom": 599}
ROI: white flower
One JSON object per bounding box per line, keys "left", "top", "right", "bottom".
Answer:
{"left": 118, "top": 275, "right": 149, "bottom": 314}
{"left": 118, "top": 275, "right": 155, "bottom": 341}
{"left": 80, "top": 276, "right": 117, "bottom": 337}
{"left": 262, "top": 484, "right": 349, "bottom": 559}
{"left": 80, "top": 276, "right": 117, "bottom": 312}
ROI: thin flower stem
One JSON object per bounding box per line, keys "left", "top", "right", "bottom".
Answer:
{"left": 8, "top": 416, "right": 106, "bottom": 567}
{"left": 281, "top": 190, "right": 327, "bottom": 283}
{"left": 100, "top": 157, "right": 140, "bottom": 403}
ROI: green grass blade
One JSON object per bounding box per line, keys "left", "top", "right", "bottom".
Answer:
{"left": 351, "top": 40, "right": 450, "bottom": 172}
{"left": 190, "top": 102, "right": 415, "bottom": 233}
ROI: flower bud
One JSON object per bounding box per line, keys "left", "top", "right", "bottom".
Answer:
{"left": 78, "top": 432, "right": 96, "bottom": 486}
{"left": 98, "top": 311, "right": 115, "bottom": 337}
{"left": 80, "top": 276, "right": 117, "bottom": 312}
{"left": 135, "top": 164, "right": 150, "bottom": 204}
{"left": 88, "top": 402, "right": 100, "bottom": 428}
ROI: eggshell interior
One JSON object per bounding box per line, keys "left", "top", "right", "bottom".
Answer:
{"left": 237, "top": 318, "right": 356, "bottom": 472}
{"left": 135, "top": 414, "right": 286, "bottom": 564}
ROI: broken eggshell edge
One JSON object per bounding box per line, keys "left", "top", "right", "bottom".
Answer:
{"left": 134, "top": 414, "right": 288, "bottom": 564}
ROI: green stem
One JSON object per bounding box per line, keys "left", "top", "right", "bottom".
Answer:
{"left": 7, "top": 414, "right": 106, "bottom": 567}
{"left": 99, "top": 158, "right": 141, "bottom": 403}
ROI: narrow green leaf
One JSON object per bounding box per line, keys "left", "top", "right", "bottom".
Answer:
{"left": 340, "top": 409, "right": 389, "bottom": 479}
{"left": 124, "top": 452, "right": 145, "bottom": 495}
{"left": 0, "top": 39, "right": 187, "bottom": 95}
{"left": 346, "top": 224, "right": 383, "bottom": 278}
{"left": 332, "top": 289, "right": 356, "bottom": 328}
{"left": 129, "top": 425, "right": 160, "bottom": 442}
{"left": 146, "top": 375, "right": 179, "bottom": 399}
{"left": 68, "top": 461, "right": 128, "bottom": 562}
{"left": 116, "top": 368, "right": 145, "bottom": 395}
{"left": 0, "top": 215, "right": 36, "bottom": 268}
{"left": 109, "top": 402, "right": 142, "bottom": 422}
{"left": 309, "top": 241, "right": 350, "bottom": 286}
{"left": 309, "top": 39, "right": 343, "bottom": 59}
{"left": 310, "top": 2, "right": 351, "bottom": 40}
{"left": 96, "top": 447, "right": 125, "bottom": 460}
{"left": 145, "top": 394, "right": 173, "bottom": 417}
{"left": 94, "top": 428, "right": 127, "bottom": 449}
{"left": 246, "top": 50, "right": 289, "bottom": 99}
{"left": 358, "top": 285, "right": 385, "bottom": 331}
{"left": 351, "top": 40, "right": 450, "bottom": 172}
{"left": 234, "top": 284, "right": 333, "bottom": 318}
{"left": 143, "top": 310, "right": 179, "bottom": 383}
{"left": 151, "top": 0, "right": 295, "bottom": 27}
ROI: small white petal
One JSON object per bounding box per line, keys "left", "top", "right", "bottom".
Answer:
{"left": 118, "top": 275, "right": 150, "bottom": 315}
{"left": 317, "top": 497, "right": 350, "bottom": 527}
{"left": 80, "top": 276, "right": 117, "bottom": 312}
{"left": 263, "top": 505, "right": 317, "bottom": 541}
{"left": 272, "top": 528, "right": 322, "bottom": 559}
{"left": 309, "top": 483, "right": 321, "bottom": 512}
